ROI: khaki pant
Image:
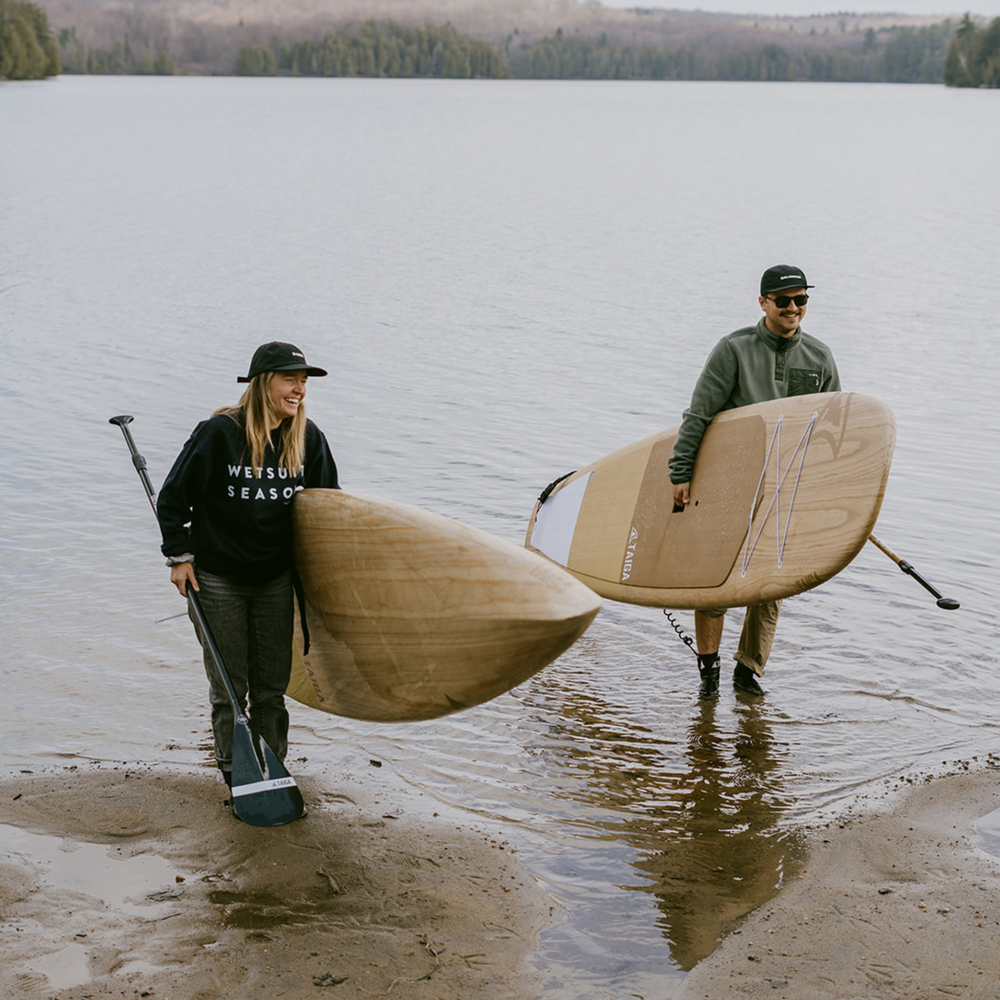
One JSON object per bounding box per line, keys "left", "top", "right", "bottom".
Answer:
{"left": 699, "top": 600, "right": 782, "bottom": 677}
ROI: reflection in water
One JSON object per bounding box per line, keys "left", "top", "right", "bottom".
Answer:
{"left": 633, "top": 698, "right": 804, "bottom": 969}
{"left": 538, "top": 660, "right": 804, "bottom": 971}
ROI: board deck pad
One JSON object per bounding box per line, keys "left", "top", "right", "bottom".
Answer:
{"left": 526, "top": 392, "right": 895, "bottom": 610}
{"left": 286, "top": 489, "right": 602, "bottom": 722}
{"left": 625, "top": 417, "right": 764, "bottom": 588}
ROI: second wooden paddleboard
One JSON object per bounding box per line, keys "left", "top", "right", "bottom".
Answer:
{"left": 525, "top": 392, "right": 895, "bottom": 609}
{"left": 286, "top": 489, "right": 601, "bottom": 722}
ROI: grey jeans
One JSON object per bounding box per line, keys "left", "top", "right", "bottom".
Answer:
{"left": 188, "top": 567, "right": 293, "bottom": 772}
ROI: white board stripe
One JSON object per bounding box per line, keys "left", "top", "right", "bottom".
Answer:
{"left": 531, "top": 473, "right": 591, "bottom": 567}
{"left": 232, "top": 775, "right": 298, "bottom": 798}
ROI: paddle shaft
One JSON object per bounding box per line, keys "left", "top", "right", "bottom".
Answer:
{"left": 108, "top": 416, "right": 248, "bottom": 712}
{"left": 867, "top": 533, "right": 960, "bottom": 610}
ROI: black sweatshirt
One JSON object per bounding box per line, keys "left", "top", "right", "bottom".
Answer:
{"left": 157, "top": 413, "right": 339, "bottom": 586}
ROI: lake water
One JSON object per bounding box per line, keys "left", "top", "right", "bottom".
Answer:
{"left": 2, "top": 75, "right": 999, "bottom": 998}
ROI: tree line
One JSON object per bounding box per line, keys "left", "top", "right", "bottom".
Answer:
{"left": 239, "top": 21, "right": 507, "bottom": 78}
{"left": 58, "top": 25, "right": 175, "bottom": 75}
{"left": 11, "top": 5, "right": 997, "bottom": 88}
{"left": 944, "top": 14, "right": 1000, "bottom": 86}
{"left": 506, "top": 22, "right": 956, "bottom": 83}
{"left": 134, "top": 17, "right": 960, "bottom": 85}
{"left": 234, "top": 19, "right": 957, "bottom": 83}
{"left": 0, "top": 0, "right": 59, "bottom": 79}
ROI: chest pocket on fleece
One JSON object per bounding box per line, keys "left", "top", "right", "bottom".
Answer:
{"left": 788, "top": 368, "right": 822, "bottom": 395}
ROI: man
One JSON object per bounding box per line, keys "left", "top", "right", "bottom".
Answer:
{"left": 668, "top": 265, "right": 841, "bottom": 699}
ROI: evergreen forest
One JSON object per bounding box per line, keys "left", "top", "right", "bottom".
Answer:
{"left": 253, "top": 21, "right": 508, "bottom": 78}
{"left": 943, "top": 14, "right": 1000, "bottom": 86}
{"left": 507, "top": 22, "right": 955, "bottom": 83}
{"left": 0, "top": 0, "right": 59, "bottom": 79}
{"left": 57, "top": 26, "right": 175, "bottom": 75}
{"left": 49, "top": 15, "right": 964, "bottom": 85}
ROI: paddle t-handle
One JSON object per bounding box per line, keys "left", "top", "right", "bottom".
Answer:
{"left": 108, "top": 414, "right": 305, "bottom": 825}
{"left": 867, "top": 533, "right": 960, "bottom": 611}
{"left": 109, "top": 415, "right": 158, "bottom": 514}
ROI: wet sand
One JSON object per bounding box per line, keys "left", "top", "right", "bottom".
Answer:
{"left": 5, "top": 766, "right": 1000, "bottom": 1000}
{"left": 0, "top": 767, "right": 556, "bottom": 1000}
{"left": 676, "top": 768, "right": 1000, "bottom": 1000}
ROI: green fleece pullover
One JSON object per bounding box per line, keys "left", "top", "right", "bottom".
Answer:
{"left": 668, "top": 317, "right": 841, "bottom": 485}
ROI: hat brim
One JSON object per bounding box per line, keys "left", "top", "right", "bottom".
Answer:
{"left": 765, "top": 281, "right": 815, "bottom": 294}
{"left": 237, "top": 364, "right": 328, "bottom": 383}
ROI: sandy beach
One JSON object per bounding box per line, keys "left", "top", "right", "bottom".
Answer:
{"left": 3, "top": 764, "right": 1000, "bottom": 999}
{"left": 0, "top": 767, "right": 556, "bottom": 1000}
{"left": 677, "top": 767, "right": 1000, "bottom": 1000}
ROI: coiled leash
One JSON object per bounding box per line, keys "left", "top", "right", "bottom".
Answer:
{"left": 663, "top": 609, "right": 698, "bottom": 660}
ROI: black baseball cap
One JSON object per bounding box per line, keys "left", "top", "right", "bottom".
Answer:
{"left": 237, "top": 342, "right": 328, "bottom": 382}
{"left": 760, "top": 265, "right": 813, "bottom": 296}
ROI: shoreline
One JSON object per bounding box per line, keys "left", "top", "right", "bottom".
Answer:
{"left": 676, "top": 766, "right": 1000, "bottom": 999}
{"left": 0, "top": 766, "right": 557, "bottom": 1000}
{"left": 4, "top": 764, "right": 1000, "bottom": 999}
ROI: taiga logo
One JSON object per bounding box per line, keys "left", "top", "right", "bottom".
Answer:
{"left": 622, "top": 526, "right": 639, "bottom": 581}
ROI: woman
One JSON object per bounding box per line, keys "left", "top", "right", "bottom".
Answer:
{"left": 157, "top": 341, "right": 339, "bottom": 788}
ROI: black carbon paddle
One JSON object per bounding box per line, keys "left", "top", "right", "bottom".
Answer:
{"left": 868, "top": 533, "right": 960, "bottom": 611}
{"left": 109, "top": 415, "right": 305, "bottom": 826}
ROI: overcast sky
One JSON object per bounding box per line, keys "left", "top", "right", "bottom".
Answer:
{"left": 601, "top": 0, "right": 997, "bottom": 16}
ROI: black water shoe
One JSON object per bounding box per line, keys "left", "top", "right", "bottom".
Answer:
{"left": 698, "top": 665, "right": 720, "bottom": 699}
{"left": 733, "top": 663, "right": 764, "bottom": 696}
{"left": 698, "top": 654, "right": 721, "bottom": 700}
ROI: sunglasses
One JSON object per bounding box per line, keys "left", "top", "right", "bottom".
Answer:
{"left": 766, "top": 293, "right": 809, "bottom": 308}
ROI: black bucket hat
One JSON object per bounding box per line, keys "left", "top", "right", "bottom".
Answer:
{"left": 760, "top": 265, "right": 813, "bottom": 296}
{"left": 237, "top": 342, "right": 328, "bottom": 382}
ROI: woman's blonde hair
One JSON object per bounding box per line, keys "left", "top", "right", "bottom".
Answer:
{"left": 214, "top": 372, "right": 306, "bottom": 477}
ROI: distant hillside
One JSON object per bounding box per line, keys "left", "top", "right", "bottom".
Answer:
{"left": 38, "top": 0, "right": 950, "bottom": 47}
{"left": 37, "top": 0, "right": 960, "bottom": 80}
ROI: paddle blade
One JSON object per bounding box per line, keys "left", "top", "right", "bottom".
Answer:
{"left": 229, "top": 722, "right": 305, "bottom": 827}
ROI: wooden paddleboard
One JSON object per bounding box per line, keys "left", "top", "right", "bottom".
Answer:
{"left": 286, "top": 490, "right": 602, "bottom": 722}
{"left": 525, "top": 392, "right": 895, "bottom": 610}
